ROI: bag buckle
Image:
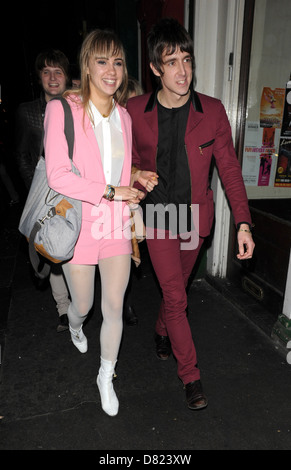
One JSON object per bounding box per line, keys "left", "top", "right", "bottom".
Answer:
{"left": 39, "top": 207, "right": 56, "bottom": 225}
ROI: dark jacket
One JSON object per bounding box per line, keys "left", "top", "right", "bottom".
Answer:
{"left": 15, "top": 95, "right": 46, "bottom": 189}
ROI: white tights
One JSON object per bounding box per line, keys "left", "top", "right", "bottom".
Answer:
{"left": 62, "top": 254, "right": 131, "bottom": 362}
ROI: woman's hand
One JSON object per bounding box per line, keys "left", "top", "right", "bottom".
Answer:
{"left": 131, "top": 169, "right": 159, "bottom": 192}
{"left": 114, "top": 186, "right": 145, "bottom": 204}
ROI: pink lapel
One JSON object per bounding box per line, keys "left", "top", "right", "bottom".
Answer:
{"left": 116, "top": 103, "right": 131, "bottom": 186}
{"left": 70, "top": 97, "right": 131, "bottom": 187}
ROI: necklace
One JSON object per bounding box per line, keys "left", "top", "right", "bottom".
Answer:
{"left": 102, "top": 100, "right": 114, "bottom": 118}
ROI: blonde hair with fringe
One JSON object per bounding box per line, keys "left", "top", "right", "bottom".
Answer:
{"left": 64, "top": 29, "right": 128, "bottom": 126}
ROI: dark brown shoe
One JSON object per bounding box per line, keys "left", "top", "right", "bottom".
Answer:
{"left": 123, "top": 304, "right": 138, "bottom": 326}
{"left": 185, "top": 380, "right": 208, "bottom": 410}
{"left": 155, "top": 333, "right": 171, "bottom": 360}
{"left": 57, "top": 314, "right": 69, "bottom": 332}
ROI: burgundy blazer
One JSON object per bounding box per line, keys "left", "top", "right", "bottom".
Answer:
{"left": 127, "top": 90, "right": 252, "bottom": 237}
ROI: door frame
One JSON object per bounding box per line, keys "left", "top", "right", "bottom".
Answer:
{"left": 193, "top": 0, "right": 248, "bottom": 277}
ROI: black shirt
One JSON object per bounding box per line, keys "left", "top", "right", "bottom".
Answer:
{"left": 144, "top": 96, "right": 192, "bottom": 233}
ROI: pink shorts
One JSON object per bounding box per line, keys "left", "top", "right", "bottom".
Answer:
{"left": 69, "top": 219, "right": 132, "bottom": 265}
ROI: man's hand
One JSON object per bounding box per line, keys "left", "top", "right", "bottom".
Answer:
{"left": 236, "top": 224, "right": 255, "bottom": 260}
{"left": 138, "top": 171, "right": 159, "bottom": 192}
{"left": 131, "top": 168, "right": 159, "bottom": 192}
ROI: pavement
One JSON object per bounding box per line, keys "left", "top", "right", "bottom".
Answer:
{"left": 1, "top": 197, "right": 291, "bottom": 452}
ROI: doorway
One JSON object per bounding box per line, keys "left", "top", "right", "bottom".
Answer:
{"left": 228, "top": 0, "right": 291, "bottom": 317}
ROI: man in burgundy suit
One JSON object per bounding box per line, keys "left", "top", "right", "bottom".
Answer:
{"left": 127, "top": 18, "right": 255, "bottom": 410}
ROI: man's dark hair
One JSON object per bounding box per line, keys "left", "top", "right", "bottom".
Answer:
{"left": 35, "top": 48, "right": 70, "bottom": 84}
{"left": 147, "top": 18, "right": 195, "bottom": 76}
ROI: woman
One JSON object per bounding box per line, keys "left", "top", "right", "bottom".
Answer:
{"left": 44, "top": 29, "right": 145, "bottom": 417}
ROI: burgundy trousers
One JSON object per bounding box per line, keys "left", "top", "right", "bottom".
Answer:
{"left": 146, "top": 228, "right": 204, "bottom": 385}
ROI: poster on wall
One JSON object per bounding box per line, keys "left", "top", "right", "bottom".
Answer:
{"left": 242, "top": 121, "right": 279, "bottom": 186}
{"left": 274, "top": 138, "right": 291, "bottom": 187}
{"left": 274, "top": 80, "right": 291, "bottom": 187}
{"left": 242, "top": 87, "right": 286, "bottom": 187}
{"left": 260, "top": 87, "right": 285, "bottom": 128}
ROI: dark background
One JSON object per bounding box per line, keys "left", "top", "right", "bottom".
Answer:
{"left": 0, "top": 0, "right": 141, "bottom": 204}
{"left": 0, "top": 0, "right": 186, "bottom": 202}
{"left": 0, "top": 0, "right": 141, "bottom": 200}
{"left": 0, "top": 0, "right": 140, "bottom": 113}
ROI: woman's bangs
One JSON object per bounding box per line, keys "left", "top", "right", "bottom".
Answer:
{"left": 93, "top": 40, "right": 123, "bottom": 60}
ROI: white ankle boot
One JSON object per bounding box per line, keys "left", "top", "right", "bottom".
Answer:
{"left": 69, "top": 325, "right": 88, "bottom": 353}
{"left": 97, "top": 357, "right": 119, "bottom": 416}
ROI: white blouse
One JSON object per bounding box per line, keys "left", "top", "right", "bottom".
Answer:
{"left": 89, "top": 100, "right": 124, "bottom": 186}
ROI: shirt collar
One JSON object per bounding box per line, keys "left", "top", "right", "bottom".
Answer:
{"left": 144, "top": 86, "right": 203, "bottom": 114}
{"left": 89, "top": 100, "right": 121, "bottom": 130}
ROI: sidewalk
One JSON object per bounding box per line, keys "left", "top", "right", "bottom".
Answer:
{"left": 1, "top": 202, "right": 291, "bottom": 450}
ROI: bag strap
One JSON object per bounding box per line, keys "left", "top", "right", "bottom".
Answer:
{"left": 56, "top": 97, "right": 74, "bottom": 160}
{"left": 31, "top": 97, "right": 74, "bottom": 279}
{"left": 29, "top": 221, "right": 51, "bottom": 279}
{"left": 39, "top": 96, "right": 74, "bottom": 159}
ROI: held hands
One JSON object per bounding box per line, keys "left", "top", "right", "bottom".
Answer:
{"left": 103, "top": 168, "right": 157, "bottom": 203}
{"left": 112, "top": 186, "right": 145, "bottom": 204}
{"left": 236, "top": 224, "right": 255, "bottom": 260}
{"left": 123, "top": 168, "right": 158, "bottom": 204}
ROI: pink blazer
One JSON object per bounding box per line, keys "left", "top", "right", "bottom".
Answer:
{"left": 44, "top": 95, "right": 132, "bottom": 238}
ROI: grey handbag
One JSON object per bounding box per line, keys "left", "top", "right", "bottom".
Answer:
{"left": 18, "top": 97, "right": 82, "bottom": 279}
